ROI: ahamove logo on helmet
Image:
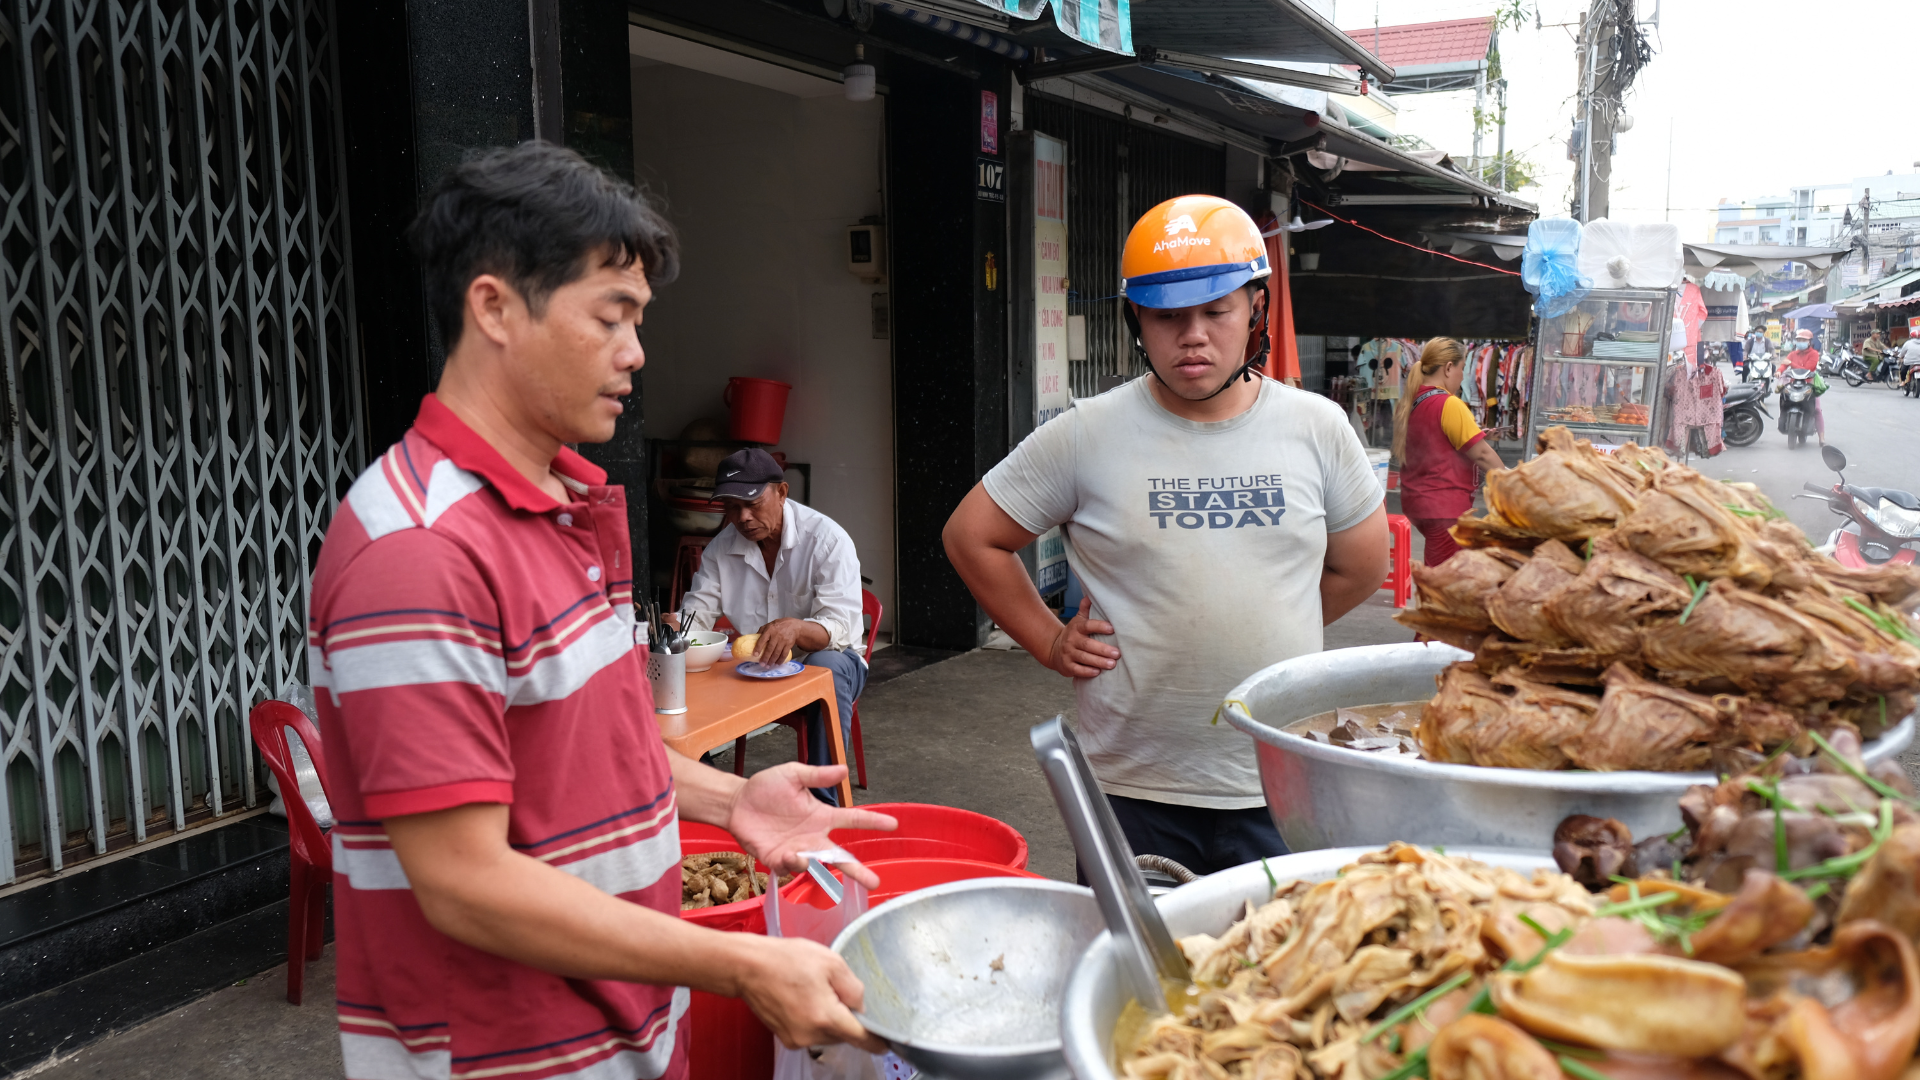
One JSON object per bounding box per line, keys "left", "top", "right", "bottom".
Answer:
{"left": 1154, "top": 213, "right": 1212, "bottom": 254}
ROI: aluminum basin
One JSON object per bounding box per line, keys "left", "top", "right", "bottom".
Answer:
{"left": 1221, "top": 642, "right": 1913, "bottom": 852}
{"left": 833, "top": 877, "right": 1103, "bottom": 1080}
{"left": 1061, "top": 848, "right": 1557, "bottom": 1080}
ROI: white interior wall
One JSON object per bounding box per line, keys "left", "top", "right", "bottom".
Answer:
{"left": 630, "top": 52, "right": 895, "bottom": 632}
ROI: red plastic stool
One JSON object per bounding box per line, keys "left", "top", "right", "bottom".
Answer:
{"left": 1384, "top": 513, "right": 1413, "bottom": 608}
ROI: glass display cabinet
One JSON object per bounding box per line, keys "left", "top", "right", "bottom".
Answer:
{"left": 1525, "top": 288, "right": 1676, "bottom": 459}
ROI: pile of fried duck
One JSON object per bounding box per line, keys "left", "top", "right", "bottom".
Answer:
{"left": 1122, "top": 736, "right": 1920, "bottom": 1079}
{"left": 1399, "top": 427, "right": 1920, "bottom": 773}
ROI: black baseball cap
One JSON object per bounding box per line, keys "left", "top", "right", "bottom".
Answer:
{"left": 713, "top": 448, "right": 784, "bottom": 501}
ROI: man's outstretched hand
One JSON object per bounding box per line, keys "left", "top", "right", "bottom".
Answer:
{"left": 1046, "top": 595, "right": 1119, "bottom": 679}
{"left": 725, "top": 763, "right": 896, "bottom": 888}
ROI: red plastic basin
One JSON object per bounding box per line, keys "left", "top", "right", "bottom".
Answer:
{"left": 828, "top": 803, "right": 1029, "bottom": 870}
{"left": 780, "top": 857, "right": 1043, "bottom": 912}
{"left": 678, "top": 823, "right": 772, "bottom": 1080}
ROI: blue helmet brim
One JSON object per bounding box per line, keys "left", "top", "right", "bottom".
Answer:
{"left": 1125, "top": 267, "right": 1260, "bottom": 309}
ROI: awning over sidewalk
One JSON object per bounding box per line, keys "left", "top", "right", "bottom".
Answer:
{"left": 1837, "top": 267, "right": 1920, "bottom": 310}
{"left": 959, "top": 0, "right": 1398, "bottom": 70}
{"left": 1419, "top": 230, "right": 1525, "bottom": 260}
{"left": 1085, "top": 63, "right": 1520, "bottom": 204}
{"left": 1683, "top": 242, "right": 1850, "bottom": 278}
{"left": 1126, "top": 0, "right": 1394, "bottom": 76}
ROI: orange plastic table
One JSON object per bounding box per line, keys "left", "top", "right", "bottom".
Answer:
{"left": 654, "top": 657, "right": 853, "bottom": 807}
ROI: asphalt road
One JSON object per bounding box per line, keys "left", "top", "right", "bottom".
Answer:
{"left": 1697, "top": 367, "right": 1920, "bottom": 545}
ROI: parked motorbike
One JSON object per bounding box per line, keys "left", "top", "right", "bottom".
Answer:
{"left": 1838, "top": 346, "right": 1894, "bottom": 388}
{"left": 1818, "top": 344, "right": 1845, "bottom": 376}
{"left": 1778, "top": 367, "right": 1819, "bottom": 448}
{"left": 1797, "top": 445, "right": 1920, "bottom": 567}
{"left": 1721, "top": 379, "right": 1771, "bottom": 448}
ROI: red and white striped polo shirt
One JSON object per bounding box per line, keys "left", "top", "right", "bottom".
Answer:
{"left": 310, "top": 395, "right": 685, "bottom": 1080}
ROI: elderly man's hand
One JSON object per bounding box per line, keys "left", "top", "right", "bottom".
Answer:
{"left": 725, "top": 763, "right": 896, "bottom": 888}
{"left": 753, "top": 618, "right": 828, "bottom": 665}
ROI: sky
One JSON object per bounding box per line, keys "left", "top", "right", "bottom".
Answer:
{"left": 1331, "top": 0, "right": 1920, "bottom": 240}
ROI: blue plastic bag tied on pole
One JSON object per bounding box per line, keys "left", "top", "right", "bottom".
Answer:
{"left": 1521, "top": 218, "right": 1592, "bottom": 319}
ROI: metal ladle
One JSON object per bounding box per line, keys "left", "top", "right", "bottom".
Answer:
{"left": 1031, "top": 716, "right": 1189, "bottom": 1015}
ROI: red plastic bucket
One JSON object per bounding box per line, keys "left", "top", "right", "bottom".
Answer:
{"left": 724, "top": 377, "right": 792, "bottom": 445}
{"left": 829, "top": 803, "right": 1029, "bottom": 869}
{"left": 678, "top": 823, "right": 772, "bottom": 1080}
{"left": 780, "top": 857, "right": 1043, "bottom": 911}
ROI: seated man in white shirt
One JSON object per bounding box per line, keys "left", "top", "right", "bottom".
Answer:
{"left": 677, "top": 448, "right": 867, "bottom": 803}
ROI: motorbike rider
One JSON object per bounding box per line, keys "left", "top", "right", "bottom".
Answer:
{"left": 1900, "top": 333, "right": 1920, "bottom": 393}
{"left": 1784, "top": 328, "right": 1825, "bottom": 444}
{"left": 1864, "top": 329, "right": 1888, "bottom": 376}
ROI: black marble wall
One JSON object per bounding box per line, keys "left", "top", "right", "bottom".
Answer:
{"left": 339, "top": 0, "right": 647, "bottom": 572}
{"left": 887, "top": 63, "right": 1010, "bottom": 651}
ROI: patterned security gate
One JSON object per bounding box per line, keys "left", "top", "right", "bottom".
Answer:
{"left": 0, "top": 0, "right": 362, "bottom": 883}
{"left": 1025, "top": 93, "right": 1226, "bottom": 398}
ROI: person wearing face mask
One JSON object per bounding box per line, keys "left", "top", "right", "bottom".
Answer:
{"left": 1784, "top": 327, "right": 1826, "bottom": 444}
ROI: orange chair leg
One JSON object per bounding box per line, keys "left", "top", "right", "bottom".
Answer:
{"left": 850, "top": 704, "right": 867, "bottom": 789}
{"left": 287, "top": 860, "right": 307, "bottom": 1005}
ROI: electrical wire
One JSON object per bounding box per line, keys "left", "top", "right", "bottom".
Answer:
{"left": 1298, "top": 199, "right": 1523, "bottom": 277}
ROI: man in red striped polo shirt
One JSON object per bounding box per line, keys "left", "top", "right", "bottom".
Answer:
{"left": 309, "top": 143, "right": 892, "bottom": 1080}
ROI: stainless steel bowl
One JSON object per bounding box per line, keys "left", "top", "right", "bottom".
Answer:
{"left": 1221, "top": 642, "right": 1914, "bottom": 852}
{"left": 833, "top": 877, "right": 1104, "bottom": 1080}
{"left": 1061, "top": 848, "right": 1557, "bottom": 1080}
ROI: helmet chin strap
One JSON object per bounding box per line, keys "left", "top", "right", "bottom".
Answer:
{"left": 1131, "top": 289, "right": 1272, "bottom": 402}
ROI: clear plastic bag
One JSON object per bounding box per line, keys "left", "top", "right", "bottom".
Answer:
{"left": 1577, "top": 219, "right": 1683, "bottom": 289}
{"left": 1522, "top": 218, "right": 1592, "bottom": 318}
{"left": 765, "top": 852, "right": 917, "bottom": 1080}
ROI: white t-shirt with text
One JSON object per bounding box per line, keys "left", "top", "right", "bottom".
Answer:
{"left": 984, "top": 376, "right": 1382, "bottom": 809}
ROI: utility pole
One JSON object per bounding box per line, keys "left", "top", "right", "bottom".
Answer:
{"left": 1861, "top": 188, "right": 1873, "bottom": 277}
{"left": 1496, "top": 78, "right": 1509, "bottom": 191}
{"left": 1575, "top": 0, "right": 1620, "bottom": 222}
{"left": 1473, "top": 66, "right": 1486, "bottom": 179}
{"left": 1664, "top": 119, "right": 1672, "bottom": 222}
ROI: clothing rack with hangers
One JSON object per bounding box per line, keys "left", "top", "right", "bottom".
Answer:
{"left": 1346, "top": 337, "right": 1534, "bottom": 448}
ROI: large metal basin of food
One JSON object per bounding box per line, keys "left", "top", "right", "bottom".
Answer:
{"left": 1220, "top": 641, "right": 1914, "bottom": 852}
{"left": 1061, "top": 848, "right": 1554, "bottom": 1080}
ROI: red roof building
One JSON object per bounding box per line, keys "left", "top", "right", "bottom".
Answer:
{"left": 1342, "top": 18, "right": 1493, "bottom": 93}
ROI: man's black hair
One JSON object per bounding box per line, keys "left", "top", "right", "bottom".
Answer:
{"left": 408, "top": 141, "right": 681, "bottom": 349}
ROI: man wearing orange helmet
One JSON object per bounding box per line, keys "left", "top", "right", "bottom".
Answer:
{"left": 944, "top": 196, "right": 1388, "bottom": 873}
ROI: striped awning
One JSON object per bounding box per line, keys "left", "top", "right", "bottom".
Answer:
{"left": 973, "top": 0, "right": 1133, "bottom": 54}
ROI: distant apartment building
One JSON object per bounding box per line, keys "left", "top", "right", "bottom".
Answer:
{"left": 1712, "top": 183, "right": 1851, "bottom": 247}
{"left": 1713, "top": 173, "right": 1920, "bottom": 300}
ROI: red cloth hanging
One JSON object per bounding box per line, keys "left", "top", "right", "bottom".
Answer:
{"left": 1677, "top": 282, "right": 1708, "bottom": 354}
{"left": 1255, "top": 212, "right": 1301, "bottom": 382}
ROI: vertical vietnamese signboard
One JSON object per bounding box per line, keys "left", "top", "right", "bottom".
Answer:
{"left": 1034, "top": 134, "right": 1070, "bottom": 594}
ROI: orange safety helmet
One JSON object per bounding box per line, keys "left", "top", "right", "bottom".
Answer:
{"left": 1121, "top": 195, "right": 1270, "bottom": 309}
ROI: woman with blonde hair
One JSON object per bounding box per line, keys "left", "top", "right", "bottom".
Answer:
{"left": 1393, "top": 338, "right": 1506, "bottom": 564}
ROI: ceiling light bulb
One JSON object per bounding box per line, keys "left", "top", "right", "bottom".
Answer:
{"left": 844, "top": 44, "right": 875, "bottom": 102}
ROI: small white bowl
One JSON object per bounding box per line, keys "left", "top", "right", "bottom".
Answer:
{"left": 682, "top": 630, "right": 729, "bottom": 672}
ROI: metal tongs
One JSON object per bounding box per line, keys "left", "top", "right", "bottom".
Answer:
{"left": 1031, "top": 716, "right": 1190, "bottom": 1016}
